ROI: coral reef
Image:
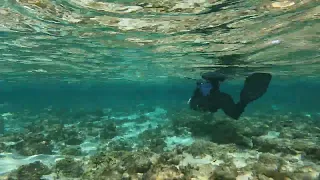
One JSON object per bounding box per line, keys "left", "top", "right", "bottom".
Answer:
{"left": 185, "top": 140, "right": 237, "bottom": 157}
{"left": 61, "top": 146, "right": 82, "bottom": 156}
{"left": 171, "top": 111, "right": 253, "bottom": 147}
{"left": 54, "top": 157, "right": 84, "bottom": 178}
{"left": 100, "top": 122, "right": 118, "bottom": 139}
{"left": 8, "top": 161, "right": 51, "bottom": 180}
{"left": 138, "top": 126, "right": 167, "bottom": 152}
{"left": 10, "top": 133, "right": 54, "bottom": 156}
{"left": 1, "top": 108, "right": 320, "bottom": 180}
{"left": 82, "top": 150, "right": 154, "bottom": 179}
{"left": 46, "top": 124, "right": 85, "bottom": 145}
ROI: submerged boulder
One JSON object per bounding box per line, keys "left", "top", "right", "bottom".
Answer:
{"left": 0, "top": 118, "right": 4, "bottom": 134}
{"left": 14, "top": 133, "right": 54, "bottom": 156}
{"left": 55, "top": 157, "right": 84, "bottom": 178}
{"left": 100, "top": 122, "right": 118, "bottom": 139}
{"left": 8, "top": 161, "right": 51, "bottom": 180}
{"left": 61, "top": 146, "right": 82, "bottom": 156}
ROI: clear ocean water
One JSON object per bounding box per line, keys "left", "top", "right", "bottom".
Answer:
{"left": 0, "top": 0, "right": 319, "bottom": 179}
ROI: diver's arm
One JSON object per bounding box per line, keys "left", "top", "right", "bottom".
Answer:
{"left": 188, "top": 88, "right": 202, "bottom": 110}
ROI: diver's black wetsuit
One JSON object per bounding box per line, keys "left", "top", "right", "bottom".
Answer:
{"left": 189, "top": 81, "right": 246, "bottom": 120}
{"left": 188, "top": 72, "right": 272, "bottom": 120}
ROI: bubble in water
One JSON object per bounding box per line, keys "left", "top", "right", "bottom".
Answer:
{"left": 271, "top": 39, "right": 281, "bottom": 44}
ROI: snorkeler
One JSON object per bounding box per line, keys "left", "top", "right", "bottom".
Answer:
{"left": 188, "top": 72, "right": 272, "bottom": 120}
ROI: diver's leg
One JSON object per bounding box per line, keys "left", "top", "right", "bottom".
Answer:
{"left": 217, "top": 73, "right": 272, "bottom": 120}
{"left": 240, "top": 73, "right": 272, "bottom": 104}
{"left": 218, "top": 92, "right": 246, "bottom": 120}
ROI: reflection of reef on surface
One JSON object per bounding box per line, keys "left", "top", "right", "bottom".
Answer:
{"left": 0, "top": 107, "right": 320, "bottom": 179}
{"left": 0, "top": 0, "right": 318, "bottom": 82}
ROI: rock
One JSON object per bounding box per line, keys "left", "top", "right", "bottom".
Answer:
{"left": 124, "top": 153, "right": 152, "bottom": 173}
{"left": 135, "top": 157, "right": 152, "bottom": 173}
{"left": 100, "top": 122, "right": 117, "bottom": 139}
{"left": 172, "top": 117, "right": 250, "bottom": 147}
{"left": 143, "top": 165, "right": 184, "bottom": 180}
{"left": 122, "top": 172, "right": 131, "bottom": 180}
{"left": 138, "top": 127, "right": 166, "bottom": 152}
{"left": 107, "top": 138, "right": 133, "bottom": 151}
{"left": 186, "top": 140, "right": 237, "bottom": 158}
{"left": 253, "top": 153, "right": 290, "bottom": 179}
{"left": 61, "top": 146, "right": 82, "bottom": 156}
{"left": 304, "top": 147, "right": 320, "bottom": 161}
{"left": 0, "top": 118, "right": 4, "bottom": 134}
{"left": 0, "top": 142, "right": 7, "bottom": 153}
{"left": 252, "top": 136, "right": 297, "bottom": 154}
{"left": 55, "top": 157, "right": 84, "bottom": 178}
{"left": 82, "top": 150, "right": 155, "bottom": 179}
{"left": 293, "top": 166, "right": 320, "bottom": 180}
{"left": 65, "top": 137, "right": 83, "bottom": 145}
{"left": 8, "top": 161, "right": 51, "bottom": 180}
{"left": 13, "top": 133, "right": 53, "bottom": 156}
{"left": 210, "top": 164, "right": 238, "bottom": 180}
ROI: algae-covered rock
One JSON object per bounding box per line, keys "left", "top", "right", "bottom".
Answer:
{"left": 8, "top": 161, "right": 51, "bottom": 180}
{"left": 122, "top": 172, "right": 131, "bottom": 180}
{"left": 210, "top": 163, "right": 238, "bottom": 180}
{"left": 65, "top": 136, "right": 84, "bottom": 145}
{"left": 100, "top": 122, "right": 117, "bottom": 139}
{"left": 210, "top": 120, "right": 252, "bottom": 147}
{"left": 14, "top": 133, "right": 53, "bottom": 156}
{"left": 122, "top": 152, "right": 152, "bottom": 173}
{"left": 292, "top": 165, "right": 320, "bottom": 180}
{"left": 0, "top": 142, "right": 6, "bottom": 153}
{"left": 253, "top": 153, "right": 290, "bottom": 179}
{"left": 0, "top": 133, "right": 22, "bottom": 143}
{"left": 186, "top": 140, "right": 237, "bottom": 157}
{"left": 304, "top": 146, "right": 320, "bottom": 161}
{"left": 46, "top": 124, "right": 65, "bottom": 141}
{"left": 107, "top": 138, "right": 133, "bottom": 151}
{"left": 252, "top": 132, "right": 320, "bottom": 161}
{"left": 55, "top": 157, "right": 84, "bottom": 178}
{"left": 87, "top": 126, "right": 100, "bottom": 137}
{"left": 61, "top": 146, "right": 82, "bottom": 156}
{"left": 83, "top": 151, "right": 124, "bottom": 179}
{"left": 138, "top": 127, "right": 166, "bottom": 152}
{"left": 252, "top": 136, "right": 297, "bottom": 155}
{"left": 143, "top": 165, "right": 185, "bottom": 180}
{"left": 158, "top": 151, "right": 183, "bottom": 166}
{"left": 172, "top": 113, "right": 252, "bottom": 147}
{"left": 46, "top": 124, "right": 85, "bottom": 145}
{"left": 83, "top": 150, "right": 155, "bottom": 179}
{"left": 25, "top": 121, "right": 45, "bottom": 133}
{"left": 0, "top": 118, "right": 4, "bottom": 134}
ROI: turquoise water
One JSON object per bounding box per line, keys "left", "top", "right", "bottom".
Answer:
{"left": 1, "top": 78, "right": 320, "bottom": 113}
{"left": 1, "top": 0, "right": 320, "bottom": 179}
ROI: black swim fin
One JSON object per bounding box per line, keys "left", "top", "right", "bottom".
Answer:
{"left": 240, "top": 72, "right": 272, "bottom": 105}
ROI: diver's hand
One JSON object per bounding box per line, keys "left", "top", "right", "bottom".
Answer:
{"left": 187, "top": 98, "right": 191, "bottom": 104}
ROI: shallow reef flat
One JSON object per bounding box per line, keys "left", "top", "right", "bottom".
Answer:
{"left": 0, "top": 107, "right": 320, "bottom": 180}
